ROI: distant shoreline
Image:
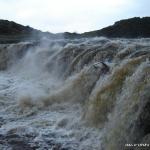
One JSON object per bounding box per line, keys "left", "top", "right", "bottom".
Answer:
{"left": 0, "top": 17, "right": 150, "bottom": 43}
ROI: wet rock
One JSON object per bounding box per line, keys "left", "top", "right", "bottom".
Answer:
{"left": 93, "top": 62, "right": 110, "bottom": 77}
{"left": 100, "top": 62, "right": 110, "bottom": 74}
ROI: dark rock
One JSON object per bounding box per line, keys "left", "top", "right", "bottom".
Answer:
{"left": 65, "top": 17, "right": 150, "bottom": 38}
{"left": 82, "top": 17, "right": 150, "bottom": 38}
{"left": 100, "top": 62, "right": 110, "bottom": 74}
{"left": 0, "top": 20, "right": 57, "bottom": 43}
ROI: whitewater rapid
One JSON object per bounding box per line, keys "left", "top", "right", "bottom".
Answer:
{"left": 0, "top": 37, "right": 149, "bottom": 150}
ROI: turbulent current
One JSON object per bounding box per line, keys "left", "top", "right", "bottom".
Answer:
{"left": 0, "top": 37, "right": 149, "bottom": 150}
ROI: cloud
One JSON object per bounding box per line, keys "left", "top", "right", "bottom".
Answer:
{"left": 0, "top": 0, "right": 149, "bottom": 33}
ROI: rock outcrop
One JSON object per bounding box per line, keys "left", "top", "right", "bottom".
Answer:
{"left": 82, "top": 17, "right": 150, "bottom": 38}
{"left": 0, "top": 20, "right": 56, "bottom": 43}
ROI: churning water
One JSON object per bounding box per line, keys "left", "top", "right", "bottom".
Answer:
{"left": 0, "top": 37, "right": 149, "bottom": 150}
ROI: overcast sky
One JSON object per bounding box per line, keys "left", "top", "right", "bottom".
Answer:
{"left": 0, "top": 0, "right": 149, "bottom": 33}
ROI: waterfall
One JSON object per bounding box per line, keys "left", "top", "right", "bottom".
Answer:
{"left": 0, "top": 37, "right": 149, "bottom": 150}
